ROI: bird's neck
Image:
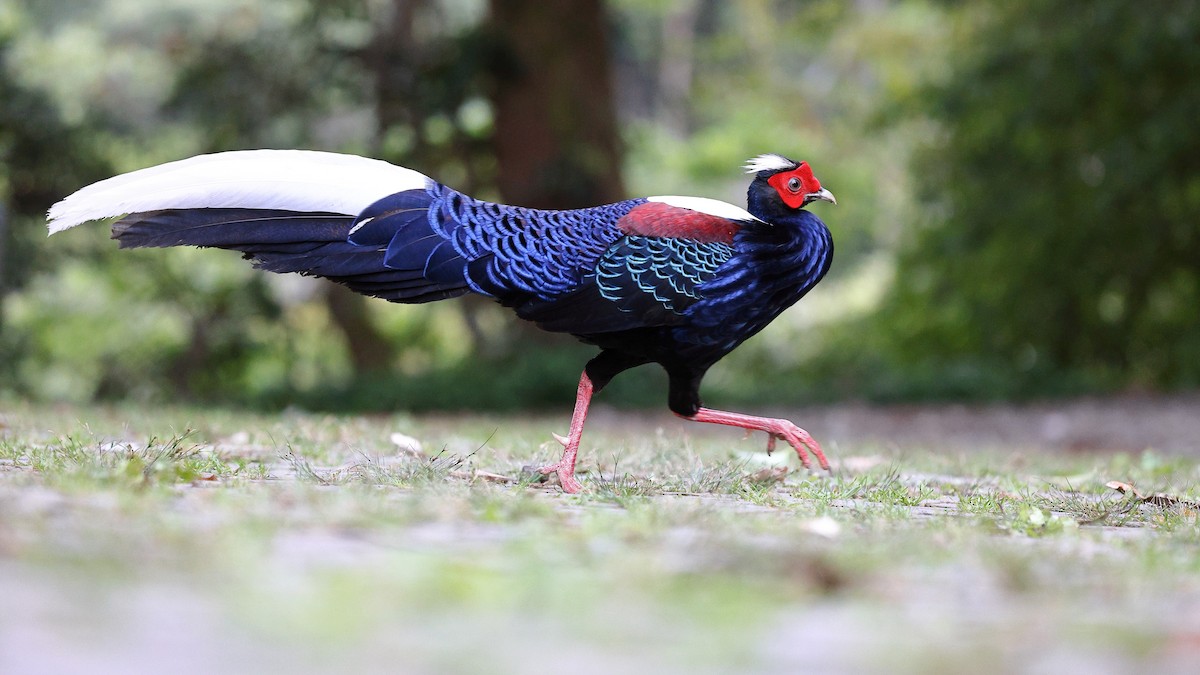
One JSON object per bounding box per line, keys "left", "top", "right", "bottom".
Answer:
{"left": 746, "top": 204, "right": 831, "bottom": 245}
{"left": 746, "top": 186, "right": 793, "bottom": 224}
{"left": 737, "top": 208, "right": 834, "bottom": 285}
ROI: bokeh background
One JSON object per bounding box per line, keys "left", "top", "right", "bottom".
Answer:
{"left": 1, "top": 0, "right": 1197, "bottom": 413}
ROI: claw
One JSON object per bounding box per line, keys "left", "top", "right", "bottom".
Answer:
{"left": 552, "top": 432, "right": 570, "bottom": 447}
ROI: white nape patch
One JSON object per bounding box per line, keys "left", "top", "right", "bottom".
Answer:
{"left": 743, "top": 153, "right": 798, "bottom": 174}
{"left": 47, "top": 149, "right": 431, "bottom": 234}
{"left": 647, "top": 195, "right": 760, "bottom": 222}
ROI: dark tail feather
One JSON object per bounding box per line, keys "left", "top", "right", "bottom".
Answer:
{"left": 111, "top": 208, "right": 468, "bottom": 303}
{"left": 348, "top": 190, "right": 469, "bottom": 284}
{"left": 112, "top": 209, "right": 353, "bottom": 249}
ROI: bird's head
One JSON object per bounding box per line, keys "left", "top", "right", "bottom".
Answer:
{"left": 744, "top": 154, "right": 835, "bottom": 220}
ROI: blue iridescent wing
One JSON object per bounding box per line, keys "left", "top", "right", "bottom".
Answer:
{"left": 516, "top": 235, "right": 734, "bottom": 334}
{"left": 350, "top": 184, "right": 633, "bottom": 301}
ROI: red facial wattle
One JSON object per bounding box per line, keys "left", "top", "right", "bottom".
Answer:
{"left": 767, "top": 162, "right": 823, "bottom": 209}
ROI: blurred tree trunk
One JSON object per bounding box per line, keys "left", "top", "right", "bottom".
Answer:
{"left": 0, "top": 204, "right": 7, "bottom": 336}
{"left": 368, "top": 0, "right": 424, "bottom": 160}
{"left": 323, "top": 284, "right": 395, "bottom": 372}
{"left": 316, "top": 0, "right": 433, "bottom": 375}
{"left": 486, "top": 0, "right": 625, "bottom": 209}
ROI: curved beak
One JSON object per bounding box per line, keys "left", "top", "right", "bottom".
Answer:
{"left": 806, "top": 187, "right": 837, "bottom": 206}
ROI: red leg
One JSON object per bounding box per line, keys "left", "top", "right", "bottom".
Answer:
{"left": 537, "top": 371, "right": 593, "bottom": 493}
{"left": 678, "top": 407, "right": 830, "bottom": 471}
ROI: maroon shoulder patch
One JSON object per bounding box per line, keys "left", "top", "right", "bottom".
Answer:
{"left": 617, "top": 202, "right": 740, "bottom": 244}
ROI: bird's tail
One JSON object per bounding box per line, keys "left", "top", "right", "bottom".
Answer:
{"left": 47, "top": 150, "right": 470, "bottom": 303}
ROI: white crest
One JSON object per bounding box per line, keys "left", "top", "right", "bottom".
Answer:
{"left": 743, "top": 154, "right": 798, "bottom": 174}
{"left": 647, "top": 195, "right": 760, "bottom": 222}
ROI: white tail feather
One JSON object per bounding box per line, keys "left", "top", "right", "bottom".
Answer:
{"left": 47, "top": 149, "right": 431, "bottom": 234}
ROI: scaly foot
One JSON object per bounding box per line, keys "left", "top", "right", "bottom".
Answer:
{"left": 536, "top": 460, "right": 583, "bottom": 493}
{"left": 683, "top": 407, "right": 832, "bottom": 472}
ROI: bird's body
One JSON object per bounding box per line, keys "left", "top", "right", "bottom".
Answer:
{"left": 49, "top": 150, "right": 836, "bottom": 492}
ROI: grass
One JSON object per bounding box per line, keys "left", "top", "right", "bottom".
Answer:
{"left": 2, "top": 401, "right": 1199, "bottom": 674}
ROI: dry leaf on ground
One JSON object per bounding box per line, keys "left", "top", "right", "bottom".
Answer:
{"left": 1106, "top": 481, "right": 1200, "bottom": 508}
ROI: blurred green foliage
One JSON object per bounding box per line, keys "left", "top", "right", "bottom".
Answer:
{"left": 1, "top": 0, "right": 1197, "bottom": 411}
{"left": 869, "top": 0, "right": 1200, "bottom": 398}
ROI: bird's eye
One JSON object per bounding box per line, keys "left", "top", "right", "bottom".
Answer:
{"left": 787, "top": 177, "right": 801, "bottom": 192}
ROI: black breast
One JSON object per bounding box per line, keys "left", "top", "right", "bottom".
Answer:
{"left": 671, "top": 211, "right": 834, "bottom": 370}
